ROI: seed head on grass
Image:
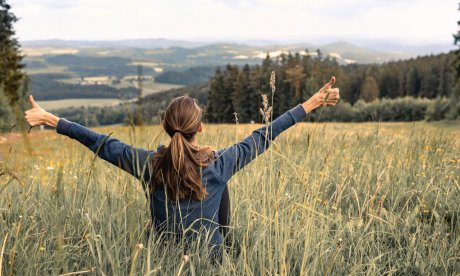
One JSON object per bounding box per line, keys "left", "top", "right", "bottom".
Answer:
{"left": 270, "top": 71, "right": 276, "bottom": 94}
{"left": 233, "top": 112, "right": 239, "bottom": 124}
{"left": 259, "top": 94, "right": 272, "bottom": 123}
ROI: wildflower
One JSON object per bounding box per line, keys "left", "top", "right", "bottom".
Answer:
{"left": 337, "top": 238, "right": 342, "bottom": 246}
{"left": 136, "top": 243, "right": 144, "bottom": 250}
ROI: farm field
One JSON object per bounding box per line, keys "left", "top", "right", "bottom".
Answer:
{"left": 35, "top": 82, "right": 183, "bottom": 110}
{"left": 0, "top": 121, "right": 459, "bottom": 275}
{"left": 56, "top": 77, "right": 182, "bottom": 94}
{"left": 36, "top": 98, "right": 125, "bottom": 110}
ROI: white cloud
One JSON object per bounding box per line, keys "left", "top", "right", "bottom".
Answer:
{"left": 10, "top": 0, "right": 459, "bottom": 44}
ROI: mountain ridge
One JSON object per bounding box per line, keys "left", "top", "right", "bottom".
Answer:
{"left": 21, "top": 38, "right": 454, "bottom": 58}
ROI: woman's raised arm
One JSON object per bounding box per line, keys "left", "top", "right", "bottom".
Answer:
{"left": 24, "top": 96, "right": 152, "bottom": 184}
{"left": 214, "top": 76, "right": 339, "bottom": 183}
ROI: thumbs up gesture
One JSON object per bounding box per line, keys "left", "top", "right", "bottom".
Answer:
{"left": 317, "top": 76, "right": 340, "bottom": 106}
{"left": 302, "top": 76, "right": 340, "bottom": 113}
{"left": 24, "top": 95, "right": 59, "bottom": 128}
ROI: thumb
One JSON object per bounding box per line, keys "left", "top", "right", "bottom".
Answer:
{"left": 323, "top": 76, "right": 336, "bottom": 90}
{"left": 29, "top": 95, "right": 39, "bottom": 108}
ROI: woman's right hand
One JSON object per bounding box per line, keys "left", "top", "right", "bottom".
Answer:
{"left": 302, "top": 76, "right": 340, "bottom": 113}
{"left": 24, "top": 95, "right": 60, "bottom": 128}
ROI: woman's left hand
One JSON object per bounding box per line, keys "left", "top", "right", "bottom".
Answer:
{"left": 302, "top": 76, "right": 340, "bottom": 113}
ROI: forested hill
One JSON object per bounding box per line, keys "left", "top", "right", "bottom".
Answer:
{"left": 53, "top": 50, "right": 459, "bottom": 126}
{"left": 206, "top": 51, "right": 457, "bottom": 123}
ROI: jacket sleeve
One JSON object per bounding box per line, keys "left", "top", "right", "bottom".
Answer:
{"left": 56, "top": 119, "right": 152, "bottom": 184}
{"left": 214, "top": 104, "right": 307, "bottom": 183}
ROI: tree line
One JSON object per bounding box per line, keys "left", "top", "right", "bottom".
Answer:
{"left": 206, "top": 51, "right": 458, "bottom": 123}
{"left": 52, "top": 83, "right": 457, "bottom": 127}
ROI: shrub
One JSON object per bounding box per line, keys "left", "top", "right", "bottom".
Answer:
{"left": 425, "top": 97, "right": 451, "bottom": 121}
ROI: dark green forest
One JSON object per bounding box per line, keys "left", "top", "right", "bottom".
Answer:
{"left": 206, "top": 51, "right": 458, "bottom": 123}
{"left": 155, "top": 66, "right": 215, "bottom": 85}
{"left": 52, "top": 49, "right": 460, "bottom": 126}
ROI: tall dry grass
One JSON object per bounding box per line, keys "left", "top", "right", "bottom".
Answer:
{"left": 0, "top": 119, "right": 459, "bottom": 275}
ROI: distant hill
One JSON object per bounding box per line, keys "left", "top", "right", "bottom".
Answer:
{"left": 21, "top": 38, "right": 208, "bottom": 49}
{"left": 20, "top": 38, "right": 456, "bottom": 107}
{"left": 21, "top": 38, "right": 454, "bottom": 57}
{"left": 22, "top": 39, "right": 426, "bottom": 66}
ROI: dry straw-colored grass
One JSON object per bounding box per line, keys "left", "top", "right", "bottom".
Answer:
{"left": 0, "top": 120, "right": 459, "bottom": 275}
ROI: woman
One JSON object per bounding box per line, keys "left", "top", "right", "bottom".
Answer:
{"left": 24, "top": 76, "right": 339, "bottom": 260}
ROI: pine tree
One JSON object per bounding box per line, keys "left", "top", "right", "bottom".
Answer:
{"left": 0, "top": 0, "right": 25, "bottom": 106}
{"left": 221, "top": 64, "right": 238, "bottom": 123}
{"left": 206, "top": 67, "right": 223, "bottom": 122}
{"left": 233, "top": 64, "right": 256, "bottom": 123}
{"left": 449, "top": 2, "right": 460, "bottom": 119}
{"left": 360, "top": 76, "right": 380, "bottom": 102}
{"left": 0, "top": 0, "right": 26, "bottom": 131}
{"left": 0, "top": 85, "right": 13, "bottom": 130}
{"left": 249, "top": 65, "right": 262, "bottom": 122}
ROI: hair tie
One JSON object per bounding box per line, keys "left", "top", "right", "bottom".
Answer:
{"left": 171, "top": 130, "right": 196, "bottom": 140}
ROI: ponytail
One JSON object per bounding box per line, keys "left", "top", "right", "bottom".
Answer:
{"left": 151, "top": 96, "right": 213, "bottom": 201}
{"left": 170, "top": 132, "right": 185, "bottom": 173}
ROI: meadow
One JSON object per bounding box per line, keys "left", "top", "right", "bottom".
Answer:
{"left": 0, "top": 121, "right": 459, "bottom": 275}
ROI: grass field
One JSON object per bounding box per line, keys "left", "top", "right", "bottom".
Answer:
{"left": 0, "top": 121, "right": 459, "bottom": 275}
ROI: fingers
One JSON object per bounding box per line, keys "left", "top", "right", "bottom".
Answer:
{"left": 24, "top": 115, "right": 36, "bottom": 126}
{"left": 24, "top": 115, "right": 41, "bottom": 127}
{"left": 319, "top": 88, "right": 340, "bottom": 106}
{"left": 326, "top": 100, "right": 339, "bottom": 105}
{"left": 24, "top": 109, "right": 41, "bottom": 126}
{"left": 322, "top": 88, "right": 340, "bottom": 100}
{"left": 29, "top": 95, "right": 39, "bottom": 108}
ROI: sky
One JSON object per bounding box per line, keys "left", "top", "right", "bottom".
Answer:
{"left": 11, "top": 0, "right": 460, "bottom": 46}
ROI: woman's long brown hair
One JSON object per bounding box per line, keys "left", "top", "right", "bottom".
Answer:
{"left": 151, "top": 96, "right": 214, "bottom": 201}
